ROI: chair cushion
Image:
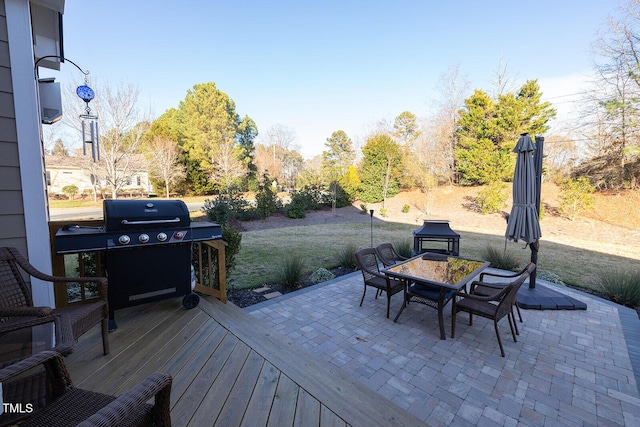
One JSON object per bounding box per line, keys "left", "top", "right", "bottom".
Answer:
{"left": 409, "top": 283, "right": 452, "bottom": 301}
{"left": 367, "top": 276, "right": 404, "bottom": 295}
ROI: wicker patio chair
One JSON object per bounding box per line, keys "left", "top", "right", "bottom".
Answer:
{"left": 451, "top": 264, "right": 533, "bottom": 357}
{"left": 355, "top": 248, "right": 405, "bottom": 318}
{"left": 375, "top": 243, "right": 408, "bottom": 268}
{"left": 0, "top": 350, "right": 171, "bottom": 427}
{"left": 0, "top": 247, "right": 109, "bottom": 355}
{"left": 470, "top": 262, "right": 536, "bottom": 334}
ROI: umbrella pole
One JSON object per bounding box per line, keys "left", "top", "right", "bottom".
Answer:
{"left": 531, "top": 136, "right": 544, "bottom": 290}
{"left": 529, "top": 240, "right": 539, "bottom": 289}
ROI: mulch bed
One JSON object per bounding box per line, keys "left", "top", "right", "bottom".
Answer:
{"left": 227, "top": 266, "right": 355, "bottom": 308}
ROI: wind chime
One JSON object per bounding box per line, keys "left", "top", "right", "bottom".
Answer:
{"left": 76, "top": 79, "right": 99, "bottom": 162}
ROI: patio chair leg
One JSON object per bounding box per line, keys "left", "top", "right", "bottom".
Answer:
{"left": 360, "top": 285, "right": 367, "bottom": 307}
{"left": 508, "top": 313, "right": 517, "bottom": 343}
{"left": 451, "top": 308, "right": 456, "bottom": 338}
{"left": 386, "top": 293, "right": 391, "bottom": 318}
{"left": 494, "top": 320, "right": 506, "bottom": 357}
{"left": 511, "top": 307, "right": 520, "bottom": 335}
{"left": 515, "top": 302, "right": 523, "bottom": 322}
{"left": 393, "top": 298, "right": 408, "bottom": 323}
{"left": 437, "top": 303, "right": 446, "bottom": 340}
{"left": 102, "top": 318, "right": 110, "bottom": 355}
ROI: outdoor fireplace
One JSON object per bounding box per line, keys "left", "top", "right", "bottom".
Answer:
{"left": 412, "top": 220, "right": 460, "bottom": 256}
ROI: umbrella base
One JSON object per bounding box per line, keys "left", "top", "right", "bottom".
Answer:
{"left": 517, "top": 285, "right": 587, "bottom": 310}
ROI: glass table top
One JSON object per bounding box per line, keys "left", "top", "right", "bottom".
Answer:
{"left": 384, "top": 254, "right": 489, "bottom": 289}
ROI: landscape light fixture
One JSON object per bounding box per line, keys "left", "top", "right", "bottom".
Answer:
{"left": 369, "top": 209, "right": 374, "bottom": 247}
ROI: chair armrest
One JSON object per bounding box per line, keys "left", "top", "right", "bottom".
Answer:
{"left": 470, "top": 280, "right": 507, "bottom": 292}
{"left": 77, "top": 372, "right": 172, "bottom": 427}
{"left": 28, "top": 272, "right": 108, "bottom": 301}
{"left": 456, "top": 285, "right": 510, "bottom": 302}
{"left": 0, "top": 350, "right": 69, "bottom": 384}
{"left": 0, "top": 313, "right": 56, "bottom": 333}
{"left": 0, "top": 306, "right": 54, "bottom": 318}
{"left": 479, "top": 270, "right": 520, "bottom": 281}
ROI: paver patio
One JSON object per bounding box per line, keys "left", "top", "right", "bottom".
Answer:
{"left": 248, "top": 271, "right": 640, "bottom": 426}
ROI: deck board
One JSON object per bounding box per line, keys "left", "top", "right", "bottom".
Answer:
{"left": 240, "top": 362, "right": 280, "bottom": 427}
{"left": 266, "top": 373, "right": 299, "bottom": 427}
{"left": 65, "top": 297, "right": 428, "bottom": 427}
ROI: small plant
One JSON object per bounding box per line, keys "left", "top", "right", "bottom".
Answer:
{"left": 360, "top": 204, "right": 368, "bottom": 214}
{"left": 558, "top": 176, "right": 595, "bottom": 221}
{"left": 481, "top": 246, "right": 518, "bottom": 271}
{"left": 279, "top": 255, "right": 306, "bottom": 289}
{"left": 476, "top": 181, "right": 508, "bottom": 214}
{"left": 337, "top": 243, "right": 358, "bottom": 270}
{"left": 537, "top": 271, "right": 565, "bottom": 285}
{"left": 401, "top": 204, "right": 410, "bottom": 213}
{"left": 379, "top": 207, "right": 388, "bottom": 217}
{"left": 596, "top": 270, "right": 640, "bottom": 308}
{"left": 309, "top": 268, "right": 335, "bottom": 284}
{"left": 394, "top": 239, "right": 412, "bottom": 258}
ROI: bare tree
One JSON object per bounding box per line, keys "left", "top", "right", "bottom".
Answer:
{"left": 255, "top": 124, "right": 298, "bottom": 185}
{"left": 145, "top": 136, "right": 185, "bottom": 198}
{"left": 428, "top": 64, "right": 470, "bottom": 184}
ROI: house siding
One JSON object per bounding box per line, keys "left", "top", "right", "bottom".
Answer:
{"left": 0, "top": 0, "right": 28, "bottom": 256}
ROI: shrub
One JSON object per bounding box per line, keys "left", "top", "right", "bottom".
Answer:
{"left": 401, "top": 204, "right": 410, "bottom": 213}
{"left": 559, "top": 176, "right": 595, "bottom": 221}
{"left": 309, "top": 268, "right": 335, "bottom": 284}
{"left": 337, "top": 243, "right": 358, "bottom": 269}
{"left": 323, "top": 182, "right": 352, "bottom": 208}
{"left": 481, "top": 246, "right": 518, "bottom": 271}
{"left": 476, "top": 181, "right": 508, "bottom": 214}
{"left": 222, "top": 225, "right": 242, "bottom": 274}
{"left": 201, "top": 194, "right": 243, "bottom": 275}
{"left": 62, "top": 185, "right": 78, "bottom": 200}
{"left": 202, "top": 187, "right": 252, "bottom": 224}
{"left": 380, "top": 208, "right": 388, "bottom": 217}
{"left": 279, "top": 255, "right": 306, "bottom": 289}
{"left": 360, "top": 204, "right": 368, "bottom": 214}
{"left": 286, "top": 185, "right": 324, "bottom": 218}
{"left": 256, "top": 174, "right": 281, "bottom": 219}
{"left": 596, "top": 270, "right": 640, "bottom": 308}
{"left": 286, "top": 197, "right": 307, "bottom": 218}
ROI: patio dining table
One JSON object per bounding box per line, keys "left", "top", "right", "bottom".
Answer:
{"left": 383, "top": 253, "right": 489, "bottom": 339}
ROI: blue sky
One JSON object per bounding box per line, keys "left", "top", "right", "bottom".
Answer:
{"left": 47, "top": 1, "right": 620, "bottom": 157}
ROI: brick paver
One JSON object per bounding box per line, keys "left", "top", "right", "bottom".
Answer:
{"left": 248, "top": 272, "right": 640, "bottom": 426}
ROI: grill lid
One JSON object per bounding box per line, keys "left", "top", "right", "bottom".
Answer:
{"left": 103, "top": 200, "right": 190, "bottom": 231}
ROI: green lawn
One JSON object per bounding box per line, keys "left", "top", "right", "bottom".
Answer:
{"left": 228, "top": 221, "right": 629, "bottom": 291}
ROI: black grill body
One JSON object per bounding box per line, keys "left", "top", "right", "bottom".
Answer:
{"left": 54, "top": 199, "right": 222, "bottom": 329}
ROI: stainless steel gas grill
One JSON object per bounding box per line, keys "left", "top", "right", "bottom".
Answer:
{"left": 55, "top": 200, "right": 222, "bottom": 329}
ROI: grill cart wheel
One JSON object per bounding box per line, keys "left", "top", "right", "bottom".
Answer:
{"left": 183, "top": 292, "right": 200, "bottom": 309}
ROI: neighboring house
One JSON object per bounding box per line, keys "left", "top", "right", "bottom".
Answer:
{"left": 0, "top": 0, "right": 65, "bottom": 308}
{"left": 45, "top": 154, "right": 154, "bottom": 198}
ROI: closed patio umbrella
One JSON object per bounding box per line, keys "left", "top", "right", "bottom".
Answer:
{"left": 506, "top": 133, "right": 542, "bottom": 288}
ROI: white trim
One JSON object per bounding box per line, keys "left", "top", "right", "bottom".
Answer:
{"left": 6, "top": 0, "right": 55, "bottom": 307}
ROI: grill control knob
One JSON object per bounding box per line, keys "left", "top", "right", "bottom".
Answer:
{"left": 118, "top": 235, "right": 131, "bottom": 245}
{"left": 139, "top": 233, "right": 150, "bottom": 243}
{"left": 157, "top": 232, "right": 168, "bottom": 242}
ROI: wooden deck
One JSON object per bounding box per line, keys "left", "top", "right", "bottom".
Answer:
{"left": 65, "top": 297, "right": 428, "bottom": 427}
